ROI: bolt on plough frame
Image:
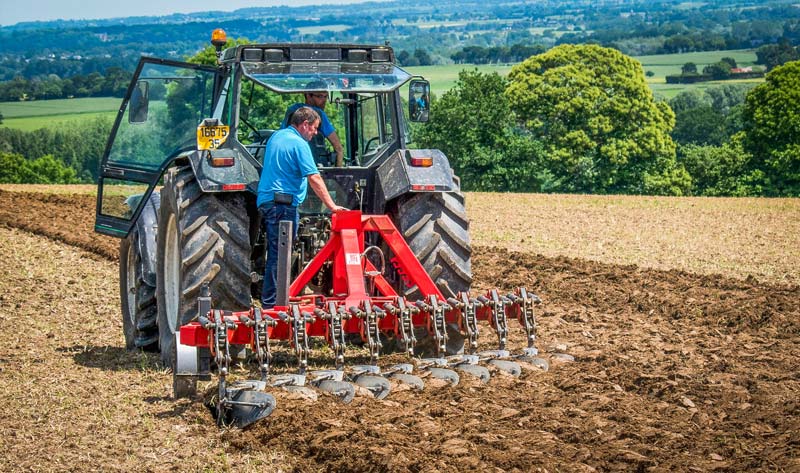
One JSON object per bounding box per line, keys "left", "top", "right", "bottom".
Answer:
{"left": 176, "top": 210, "right": 547, "bottom": 427}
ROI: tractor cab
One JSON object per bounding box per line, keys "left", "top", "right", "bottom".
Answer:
{"left": 95, "top": 38, "right": 432, "bottom": 239}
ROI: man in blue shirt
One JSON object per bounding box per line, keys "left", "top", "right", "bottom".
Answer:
{"left": 282, "top": 81, "right": 344, "bottom": 167}
{"left": 258, "top": 106, "right": 347, "bottom": 308}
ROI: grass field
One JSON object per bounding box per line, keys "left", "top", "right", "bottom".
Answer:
{"left": 1, "top": 111, "right": 116, "bottom": 131}
{"left": 636, "top": 49, "right": 759, "bottom": 80}
{"left": 468, "top": 193, "right": 800, "bottom": 285}
{"left": 636, "top": 49, "right": 762, "bottom": 99}
{"left": 0, "top": 97, "right": 119, "bottom": 131}
{"left": 406, "top": 64, "right": 514, "bottom": 96}
{"left": 0, "top": 97, "right": 120, "bottom": 118}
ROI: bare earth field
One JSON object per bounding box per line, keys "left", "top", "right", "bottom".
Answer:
{"left": 0, "top": 188, "right": 798, "bottom": 472}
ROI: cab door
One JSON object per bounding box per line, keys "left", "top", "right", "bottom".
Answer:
{"left": 95, "top": 57, "right": 219, "bottom": 238}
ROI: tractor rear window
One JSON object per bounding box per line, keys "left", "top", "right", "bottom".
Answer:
{"left": 242, "top": 62, "right": 411, "bottom": 94}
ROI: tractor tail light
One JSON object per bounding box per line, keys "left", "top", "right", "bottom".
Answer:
{"left": 211, "top": 156, "right": 235, "bottom": 167}
{"left": 410, "top": 156, "right": 433, "bottom": 167}
{"left": 411, "top": 185, "right": 436, "bottom": 191}
{"left": 222, "top": 184, "right": 246, "bottom": 191}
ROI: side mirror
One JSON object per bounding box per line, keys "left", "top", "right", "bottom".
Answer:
{"left": 128, "top": 81, "right": 149, "bottom": 123}
{"left": 408, "top": 79, "right": 430, "bottom": 123}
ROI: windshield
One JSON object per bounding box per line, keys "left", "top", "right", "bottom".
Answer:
{"left": 241, "top": 62, "right": 412, "bottom": 93}
{"left": 237, "top": 77, "right": 399, "bottom": 169}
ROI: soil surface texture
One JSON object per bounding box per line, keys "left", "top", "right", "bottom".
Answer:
{"left": 0, "top": 189, "right": 798, "bottom": 472}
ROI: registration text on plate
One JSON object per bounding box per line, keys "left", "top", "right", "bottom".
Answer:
{"left": 197, "top": 124, "right": 230, "bottom": 150}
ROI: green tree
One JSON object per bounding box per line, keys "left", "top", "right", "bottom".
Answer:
{"left": 742, "top": 60, "right": 800, "bottom": 195}
{"left": 672, "top": 105, "right": 727, "bottom": 146}
{"left": 0, "top": 152, "right": 26, "bottom": 183}
{"left": 705, "top": 83, "right": 753, "bottom": 114}
{"left": 415, "top": 69, "right": 547, "bottom": 192}
{"left": 0, "top": 109, "right": 3, "bottom": 124}
{"left": 678, "top": 136, "right": 763, "bottom": 196}
{"left": 506, "top": 44, "right": 688, "bottom": 195}
{"left": 24, "top": 154, "right": 78, "bottom": 183}
{"left": 681, "top": 62, "right": 698, "bottom": 75}
{"left": 756, "top": 41, "right": 799, "bottom": 71}
{"left": 720, "top": 57, "right": 738, "bottom": 69}
{"left": 413, "top": 48, "right": 433, "bottom": 66}
{"left": 703, "top": 61, "right": 732, "bottom": 80}
{"left": 0, "top": 152, "right": 78, "bottom": 184}
{"left": 669, "top": 89, "right": 710, "bottom": 114}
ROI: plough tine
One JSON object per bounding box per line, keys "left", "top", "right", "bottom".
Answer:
{"left": 483, "top": 290, "right": 509, "bottom": 351}
{"left": 417, "top": 295, "right": 448, "bottom": 357}
{"left": 289, "top": 305, "right": 311, "bottom": 374}
{"left": 386, "top": 297, "right": 416, "bottom": 356}
{"left": 317, "top": 302, "right": 347, "bottom": 370}
{"left": 507, "top": 288, "right": 550, "bottom": 371}
{"left": 239, "top": 308, "right": 274, "bottom": 382}
{"left": 450, "top": 293, "right": 479, "bottom": 354}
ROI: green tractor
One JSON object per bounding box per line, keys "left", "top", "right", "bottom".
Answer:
{"left": 95, "top": 31, "right": 472, "bottom": 367}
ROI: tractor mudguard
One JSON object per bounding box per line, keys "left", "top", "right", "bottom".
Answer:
{"left": 376, "top": 149, "right": 457, "bottom": 202}
{"left": 133, "top": 191, "right": 160, "bottom": 287}
{"left": 187, "top": 144, "right": 262, "bottom": 194}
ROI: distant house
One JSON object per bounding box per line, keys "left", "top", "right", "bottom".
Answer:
{"left": 731, "top": 67, "right": 753, "bottom": 73}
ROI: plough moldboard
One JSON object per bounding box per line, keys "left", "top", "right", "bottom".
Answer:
{"left": 175, "top": 211, "right": 548, "bottom": 428}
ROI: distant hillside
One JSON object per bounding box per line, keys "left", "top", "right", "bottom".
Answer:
{"left": 1, "top": 0, "right": 798, "bottom": 81}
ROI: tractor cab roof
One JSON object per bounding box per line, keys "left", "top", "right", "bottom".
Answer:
{"left": 220, "top": 43, "right": 412, "bottom": 93}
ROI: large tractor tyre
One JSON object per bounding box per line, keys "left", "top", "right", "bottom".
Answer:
{"left": 391, "top": 191, "right": 472, "bottom": 298}
{"left": 390, "top": 191, "right": 472, "bottom": 355}
{"left": 119, "top": 228, "right": 158, "bottom": 351}
{"left": 156, "top": 165, "right": 253, "bottom": 366}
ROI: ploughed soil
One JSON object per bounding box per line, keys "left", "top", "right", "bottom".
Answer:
{"left": 0, "top": 189, "right": 798, "bottom": 472}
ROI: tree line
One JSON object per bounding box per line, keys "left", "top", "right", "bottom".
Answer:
{"left": 0, "top": 117, "right": 110, "bottom": 183}
{"left": 1, "top": 45, "right": 798, "bottom": 196}
{"left": 0, "top": 68, "right": 131, "bottom": 101}
{"left": 450, "top": 44, "right": 547, "bottom": 65}
{"left": 415, "top": 45, "right": 799, "bottom": 197}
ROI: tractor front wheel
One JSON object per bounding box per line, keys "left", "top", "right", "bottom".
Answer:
{"left": 119, "top": 228, "right": 158, "bottom": 351}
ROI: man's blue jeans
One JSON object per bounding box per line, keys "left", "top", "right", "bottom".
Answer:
{"left": 259, "top": 202, "right": 299, "bottom": 309}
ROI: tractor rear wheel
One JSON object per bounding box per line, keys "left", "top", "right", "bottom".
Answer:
{"left": 119, "top": 228, "right": 158, "bottom": 351}
{"left": 391, "top": 191, "right": 472, "bottom": 298}
{"left": 390, "top": 190, "right": 472, "bottom": 355}
{"left": 156, "top": 165, "right": 253, "bottom": 365}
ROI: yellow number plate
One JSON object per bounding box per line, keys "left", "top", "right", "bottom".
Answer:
{"left": 197, "top": 124, "right": 230, "bottom": 150}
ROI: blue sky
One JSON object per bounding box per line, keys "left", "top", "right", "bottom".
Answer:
{"left": 0, "top": 0, "right": 373, "bottom": 26}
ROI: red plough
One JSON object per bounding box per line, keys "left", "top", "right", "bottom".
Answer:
{"left": 175, "top": 211, "right": 546, "bottom": 427}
